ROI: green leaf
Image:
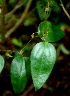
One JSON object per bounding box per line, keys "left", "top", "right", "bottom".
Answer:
{"left": 14, "top": 50, "right": 21, "bottom": 57}
{"left": 12, "top": 38, "right": 23, "bottom": 47}
{"left": 24, "top": 17, "right": 36, "bottom": 26}
{"left": 0, "top": 0, "right": 1, "bottom": 4}
{"left": 0, "top": 55, "right": 5, "bottom": 73}
{"left": 36, "top": 1, "right": 51, "bottom": 20}
{"left": 10, "top": 0, "right": 16, "bottom": 3}
{"left": 11, "top": 56, "right": 31, "bottom": 94}
{"left": 50, "top": 0, "right": 61, "bottom": 14}
{"left": 25, "top": 57, "right": 31, "bottom": 80}
{"left": 38, "top": 21, "right": 65, "bottom": 42}
{"left": 5, "top": 53, "right": 13, "bottom": 58}
{"left": 36, "top": 1, "right": 45, "bottom": 21}
{"left": 31, "top": 42, "right": 56, "bottom": 90}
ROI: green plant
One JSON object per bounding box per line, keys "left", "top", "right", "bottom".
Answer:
{"left": 0, "top": 0, "right": 65, "bottom": 94}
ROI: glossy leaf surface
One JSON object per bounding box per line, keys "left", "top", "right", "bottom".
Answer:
{"left": 0, "top": 55, "right": 4, "bottom": 73}
{"left": 31, "top": 42, "right": 56, "bottom": 90}
{"left": 11, "top": 56, "right": 30, "bottom": 94}
{"left": 38, "top": 21, "right": 65, "bottom": 42}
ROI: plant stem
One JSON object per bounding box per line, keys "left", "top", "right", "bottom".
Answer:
{"left": 1, "top": 0, "right": 6, "bottom": 43}
{"left": 45, "top": 11, "right": 47, "bottom": 35}
{"left": 44, "top": 0, "right": 50, "bottom": 35}
{"left": 60, "top": 0, "right": 70, "bottom": 19}
{"left": 20, "top": 38, "right": 33, "bottom": 54}
{"left": 47, "top": 0, "right": 50, "bottom": 15}
{"left": 60, "top": 0, "right": 63, "bottom": 4}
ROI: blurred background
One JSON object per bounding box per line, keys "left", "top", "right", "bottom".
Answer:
{"left": 0, "top": 0, "right": 70, "bottom": 96}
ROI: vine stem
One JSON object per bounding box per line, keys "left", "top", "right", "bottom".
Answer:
{"left": 20, "top": 32, "right": 38, "bottom": 54}
{"left": 44, "top": 0, "right": 50, "bottom": 35}
{"left": 60, "top": 0, "right": 70, "bottom": 19}
{"left": 60, "top": 0, "right": 63, "bottom": 4}
{"left": 20, "top": 38, "right": 33, "bottom": 54}
{"left": 45, "top": 11, "right": 47, "bottom": 34}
